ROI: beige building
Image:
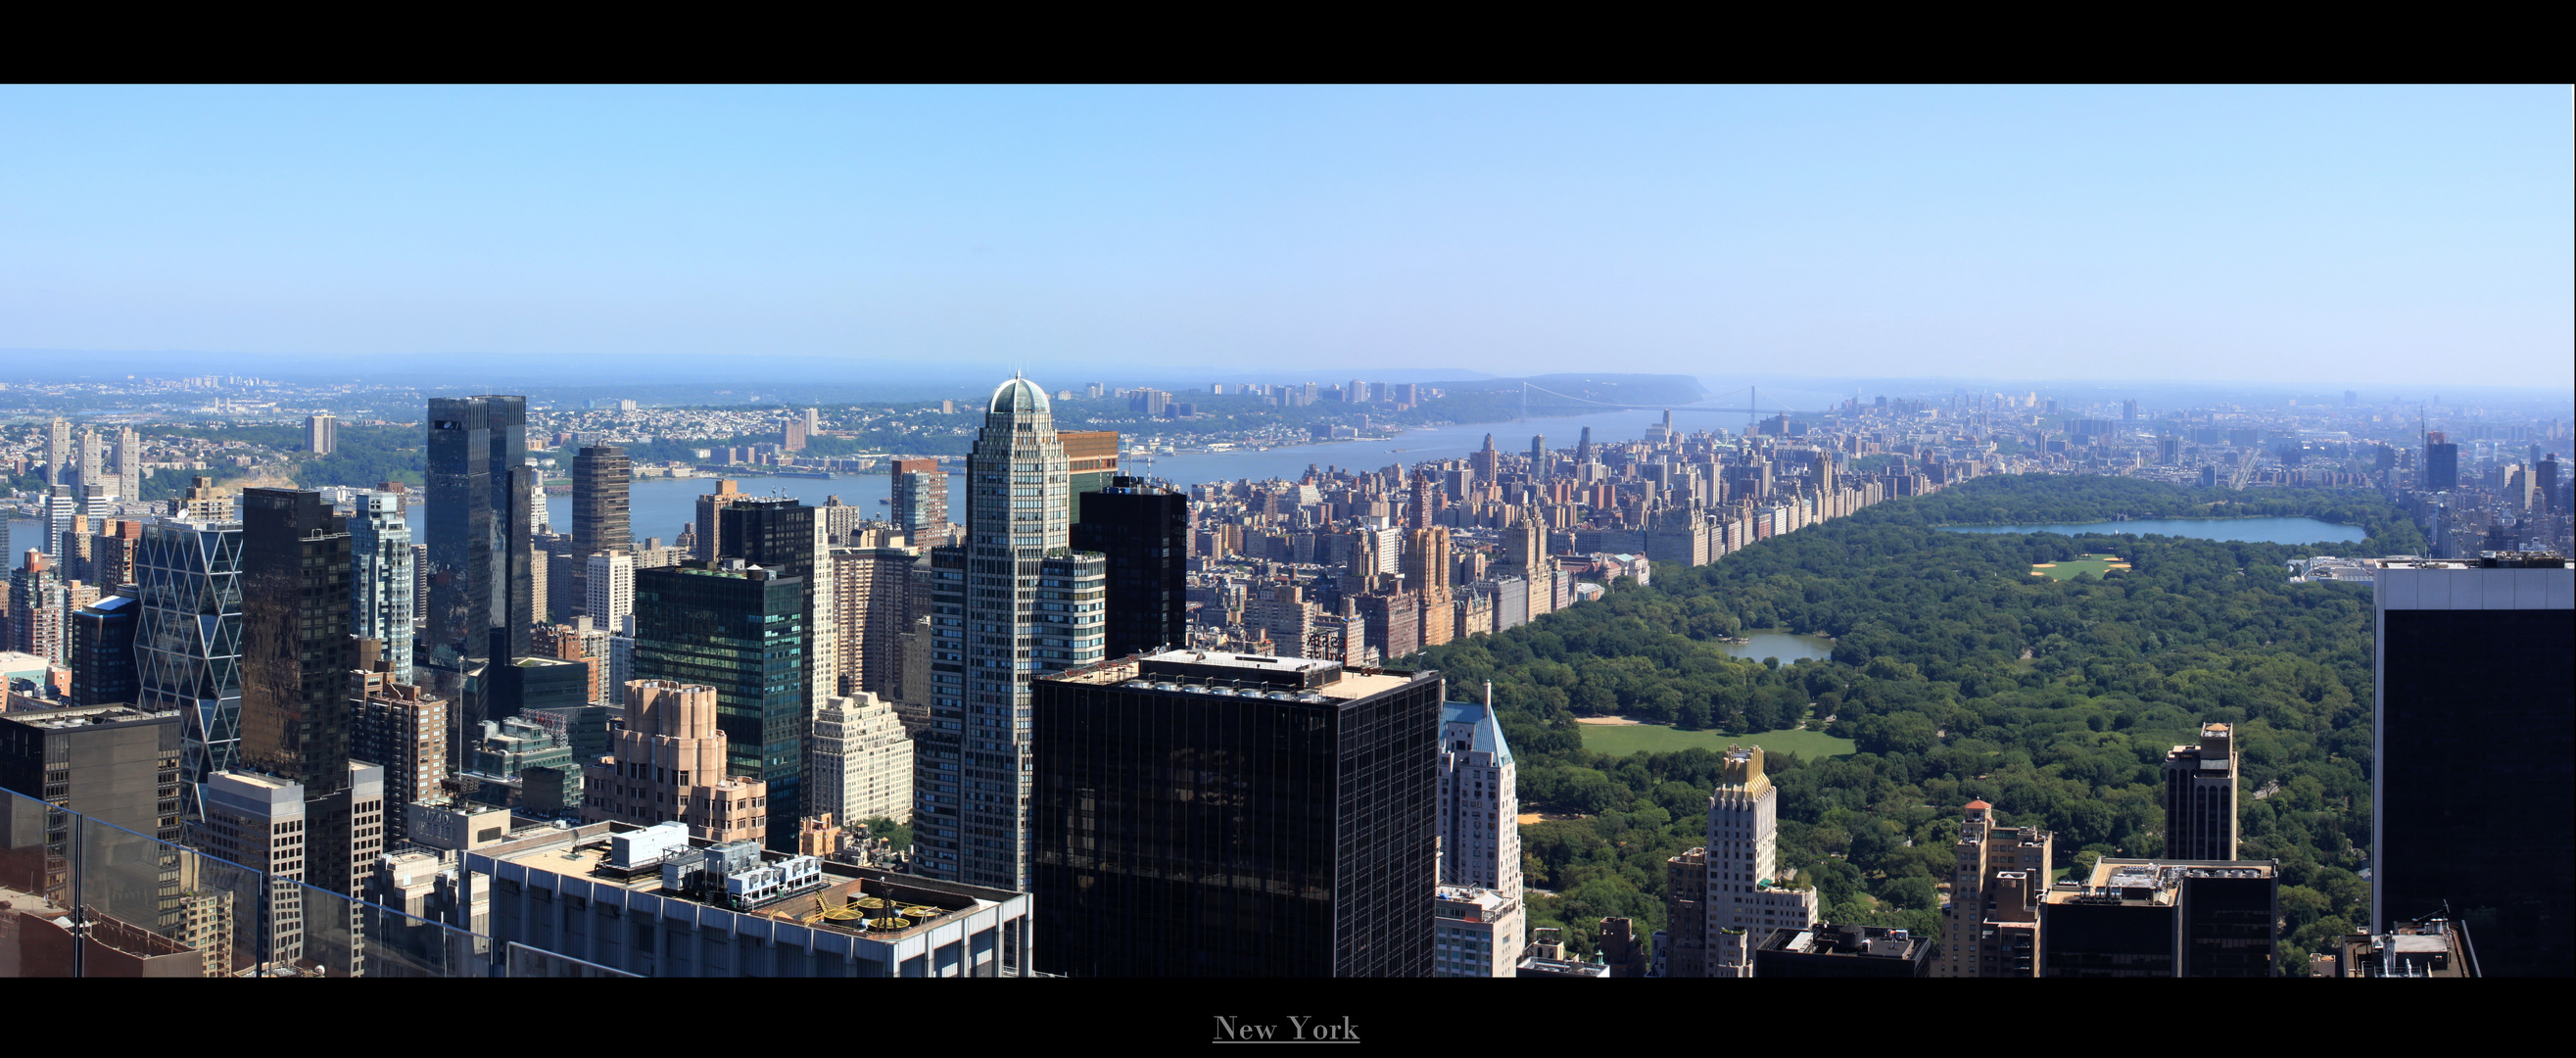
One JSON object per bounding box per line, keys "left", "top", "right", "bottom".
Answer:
{"left": 830, "top": 545, "right": 919, "bottom": 698}
{"left": 350, "top": 647, "right": 447, "bottom": 844}
{"left": 809, "top": 692, "right": 914, "bottom": 827}
{"left": 1934, "top": 799, "right": 2053, "bottom": 978}
{"left": 581, "top": 680, "right": 768, "bottom": 845}
{"left": 1434, "top": 886, "right": 1524, "bottom": 978}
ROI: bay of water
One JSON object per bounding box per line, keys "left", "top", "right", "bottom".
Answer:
{"left": 1939, "top": 516, "right": 2364, "bottom": 545}
{"left": 1717, "top": 630, "right": 1836, "bottom": 664}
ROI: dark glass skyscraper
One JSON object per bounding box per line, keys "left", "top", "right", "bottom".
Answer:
{"left": 1032, "top": 650, "right": 1441, "bottom": 977}
{"left": 237, "top": 488, "right": 366, "bottom": 896}
{"left": 425, "top": 395, "right": 533, "bottom": 666}
{"left": 572, "top": 444, "right": 633, "bottom": 557}
{"left": 71, "top": 593, "right": 140, "bottom": 707}
{"left": 633, "top": 561, "right": 807, "bottom": 851}
{"left": 2422, "top": 431, "right": 2459, "bottom": 491}
{"left": 2373, "top": 556, "right": 2574, "bottom": 978}
{"left": 1072, "top": 477, "right": 1187, "bottom": 658}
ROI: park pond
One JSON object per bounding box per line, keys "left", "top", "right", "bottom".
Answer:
{"left": 1939, "top": 515, "right": 2363, "bottom": 546}
{"left": 1715, "top": 629, "right": 1836, "bottom": 664}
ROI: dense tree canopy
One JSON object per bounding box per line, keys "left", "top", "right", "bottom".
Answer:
{"left": 1414, "top": 475, "right": 2395, "bottom": 972}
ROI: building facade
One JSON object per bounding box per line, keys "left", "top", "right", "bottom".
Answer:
{"left": 630, "top": 559, "right": 807, "bottom": 849}
{"left": 2162, "top": 723, "right": 2238, "bottom": 861}
{"left": 2370, "top": 556, "right": 2573, "bottom": 978}
{"left": 807, "top": 692, "right": 913, "bottom": 829}
{"left": 133, "top": 515, "right": 245, "bottom": 832}
{"left": 1934, "top": 799, "right": 2054, "bottom": 978}
{"left": 351, "top": 490, "right": 414, "bottom": 686}
{"left": 1071, "top": 477, "right": 1188, "bottom": 658}
{"left": 1030, "top": 651, "right": 1441, "bottom": 978}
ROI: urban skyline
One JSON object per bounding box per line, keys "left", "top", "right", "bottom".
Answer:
{"left": 1, "top": 83, "right": 2569, "bottom": 987}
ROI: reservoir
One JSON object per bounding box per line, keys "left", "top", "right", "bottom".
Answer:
{"left": 1939, "top": 516, "right": 2364, "bottom": 545}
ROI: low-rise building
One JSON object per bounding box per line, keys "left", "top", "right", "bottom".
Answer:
{"left": 1753, "top": 922, "right": 1933, "bottom": 977}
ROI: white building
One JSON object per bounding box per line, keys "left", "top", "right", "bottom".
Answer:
{"left": 811, "top": 692, "right": 914, "bottom": 827}
{"left": 352, "top": 491, "right": 413, "bottom": 685}
{"left": 1700, "top": 745, "right": 1816, "bottom": 976}
{"left": 585, "top": 552, "right": 635, "bottom": 635}
{"left": 1433, "top": 691, "right": 1524, "bottom": 977}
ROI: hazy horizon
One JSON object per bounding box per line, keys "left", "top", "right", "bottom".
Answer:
{"left": 4, "top": 85, "right": 2568, "bottom": 386}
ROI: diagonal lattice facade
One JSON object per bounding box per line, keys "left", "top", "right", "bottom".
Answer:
{"left": 134, "top": 517, "right": 245, "bottom": 832}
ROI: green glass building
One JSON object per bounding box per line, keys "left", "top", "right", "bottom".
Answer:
{"left": 632, "top": 561, "right": 807, "bottom": 851}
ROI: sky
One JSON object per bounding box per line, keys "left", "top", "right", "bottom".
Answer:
{"left": 1, "top": 85, "right": 2567, "bottom": 386}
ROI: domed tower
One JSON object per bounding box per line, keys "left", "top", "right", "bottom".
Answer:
{"left": 914, "top": 374, "right": 1104, "bottom": 890}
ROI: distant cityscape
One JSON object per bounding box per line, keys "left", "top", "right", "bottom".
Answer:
{"left": 0, "top": 369, "right": 2566, "bottom": 979}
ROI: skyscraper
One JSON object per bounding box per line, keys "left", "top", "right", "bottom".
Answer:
{"left": 807, "top": 691, "right": 912, "bottom": 829}
{"left": 585, "top": 552, "right": 635, "bottom": 635}
{"left": 1933, "top": 800, "right": 2053, "bottom": 978}
{"left": 135, "top": 514, "right": 244, "bottom": 831}
{"left": 1070, "top": 476, "right": 1187, "bottom": 658}
{"left": 1438, "top": 693, "right": 1520, "bottom": 894}
{"left": 692, "top": 479, "right": 747, "bottom": 561}
{"left": 2422, "top": 431, "right": 2458, "bottom": 491}
{"left": 579, "top": 679, "right": 768, "bottom": 845}
{"left": 2163, "top": 723, "right": 2238, "bottom": 861}
{"left": 888, "top": 458, "right": 947, "bottom": 538}
{"left": 70, "top": 593, "right": 140, "bottom": 708}
{"left": 915, "top": 375, "right": 1103, "bottom": 890}
{"left": 424, "top": 395, "right": 533, "bottom": 666}
{"left": 306, "top": 411, "right": 338, "bottom": 456}
{"left": 236, "top": 488, "right": 374, "bottom": 898}
{"left": 718, "top": 497, "right": 835, "bottom": 733}
{"left": 44, "top": 417, "right": 71, "bottom": 487}
{"left": 351, "top": 490, "right": 414, "bottom": 686}
{"left": 2371, "top": 555, "right": 2574, "bottom": 978}
{"left": 632, "top": 560, "right": 807, "bottom": 851}
{"left": 1667, "top": 745, "right": 1820, "bottom": 977}
{"left": 1031, "top": 650, "right": 1441, "bottom": 977}
{"left": 2038, "top": 859, "right": 2278, "bottom": 977}
{"left": 572, "top": 444, "right": 633, "bottom": 557}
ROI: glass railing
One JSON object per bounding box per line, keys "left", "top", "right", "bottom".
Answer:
{"left": 0, "top": 786, "right": 630, "bottom": 978}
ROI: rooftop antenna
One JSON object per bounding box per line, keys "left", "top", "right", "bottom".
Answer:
{"left": 1484, "top": 679, "right": 1493, "bottom": 708}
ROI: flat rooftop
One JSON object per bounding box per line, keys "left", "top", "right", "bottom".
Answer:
{"left": 2047, "top": 859, "right": 2274, "bottom": 906}
{"left": 486, "top": 824, "right": 999, "bottom": 942}
{"left": 1054, "top": 649, "right": 1426, "bottom": 701}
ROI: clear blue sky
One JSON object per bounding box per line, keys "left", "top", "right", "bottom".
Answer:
{"left": 2, "top": 85, "right": 2565, "bottom": 384}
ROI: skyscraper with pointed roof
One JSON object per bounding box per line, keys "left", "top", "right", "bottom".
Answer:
{"left": 913, "top": 375, "right": 1104, "bottom": 890}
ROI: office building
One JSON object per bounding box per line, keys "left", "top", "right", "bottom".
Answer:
{"left": 2163, "top": 723, "right": 2238, "bottom": 861}
{"left": 1071, "top": 476, "right": 1187, "bottom": 658}
{"left": 916, "top": 376, "right": 1105, "bottom": 891}
{"left": 807, "top": 692, "right": 912, "bottom": 829}
{"left": 44, "top": 417, "right": 71, "bottom": 487}
{"left": 2037, "top": 859, "right": 2278, "bottom": 977}
{"left": 1753, "top": 923, "right": 1934, "bottom": 978}
{"left": 350, "top": 490, "right": 414, "bottom": 686}
{"left": 1061, "top": 430, "right": 1120, "bottom": 497}
{"left": 0, "top": 703, "right": 182, "bottom": 908}
{"left": 1661, "top": 745, "right": 1819, "bottom": 977}
{"left": 581, "top": 680, "right": 768, "bottom": 844}
{"left": 424, "top": 395, "right": 534, "bottom": 667}
{"left": 1934, "top": 799, "right": 2053, "bottom": 978}
{"left": 632, "top": 563, "right": 806, "bottom": 850}
{"left": 717, "top": 498, "right": 835, "bottom": 733}
{"left": 236, "top": 488, "right": 374, "bottom": 899}
{"left": 134, "top": 514, "right": 244, "bottom": 831}
{"left": 467, "top": 821, "right": 1032, "bottom": 977}
{"left": 692, "top": 479, "right": 749, "bottom": 561}
{"left": 306, "top": 411, "right": 337, "bottom": 456}
{"left": 1438, "top": 694, "right": 1519, "bottom": 895}
{"left": 831, "top": 545, "right": 917, "bottom": 698}
{"left": 2371, "top": 555, "right": 2573, "bottom": 978}
{"left": 2422, "top": 431, "right": 2458, "bottom": 491}
{"left": 572, "top": 444, "right": 633, "bottom": 557}
{"left": 1434, "top": 886, "right": 1523, "bottom": 978}
{"left": 69, "top": 593, "right": 140, "bottom": 708}
{"left": 888, "top": 458, "right": 947, "bottom": 538}
{"left": 1031, "top": 650, "right": 1441, "bottom": 977}
{"left": 349, "top": 643, "right": 447, "bottom": 845}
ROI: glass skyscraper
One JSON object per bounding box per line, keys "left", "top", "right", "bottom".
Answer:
{"left": 914, "top": 376, "right": 1104, "bottom": 890}
{"left": 632, "top": 561, "right": 807, "bottom": 851}
{"left": 1031, "top": 651, "right": 1442, "bottom": 977}
{"left": 425, "top": 395, "right": 533, "bottom": 667}
{"left": 1071, "top": 477, "right": 1188, "bottom": 659}
{"left": 351, "top": 490, "right": 413, "bottom": 686}
{"left": 134, "top": 515, "right": 244, "bottom": 831}
{"left": 2372, "top": 556, "right": 2573, "bottom": 978}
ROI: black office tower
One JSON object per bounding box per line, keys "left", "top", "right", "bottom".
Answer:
{"left": 1072, "top": 477, "right": 1187, "bottom": 657}
{"left": 425, "top": 396, "right": 534, "bottom": 665}
{"left": 2373, "top": 556, "right": 2575, "bottom": 978}
{"left": 71, "top": 592, "right": 140, "bottom": 707}
{"left": 633, "top": 560, "right": 807, "bottom": 852}
{"left": 2422, "top": 431, "right": 2458, "bottom": 491}
{"left": 718, "top": 499, "right": 821, "bottom": 782}
{"left": 1032, "top": 650, "right": 1441, "bottom": 977}
{"left": 239, "top": 488, "right": 362, "bottom": 895}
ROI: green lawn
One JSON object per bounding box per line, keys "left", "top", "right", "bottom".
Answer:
{"left": 1580, "top": 723, "right": 1857, "bottom": 759}
{"left": 2028, "top": 553, "right": 2130, "bottom": 580}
